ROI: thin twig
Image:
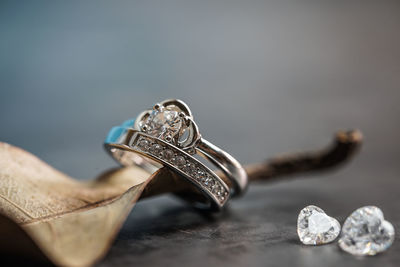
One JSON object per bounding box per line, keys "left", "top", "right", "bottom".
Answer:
{"left": 246, "top": 129, "right": 362, "bottom": 182}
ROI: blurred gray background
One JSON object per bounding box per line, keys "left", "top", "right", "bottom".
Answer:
{"left": 0, "top": 1, "right": 399, "bottom": 266}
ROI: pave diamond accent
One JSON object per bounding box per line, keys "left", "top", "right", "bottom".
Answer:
{"left": 203, "top": 177, "right": 215, "bottom": 188}
{"left": 161, "top": 149, "right": 174, "bottom": 161}
{"left": 183, "top": 162, "right": 197, "bottom": 175}
{"left": 149, "top": 143, "right": 163, "bottom": 155}
{"left": 172, "top": 155, "right": 186, "bottom": 168}
{"left": 339, "top": 206, "right": 395, "bottom": 256}
{"left": 138, "top": 139, "right": 150, "bottom": 150}
{"left": 297, "top": 205, "right": 341, "bottom": 245}
{"left": 132, "top": 133, "right": 229, "bottom": 205}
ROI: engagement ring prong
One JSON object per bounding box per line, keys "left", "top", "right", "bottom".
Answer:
{"left": 153, "top": 103, "right": 162, "bottom": 111}
{"left": 165, "top": 135, "right": 173, "bottom": 142}
{"left": 141, "top": 125, "right": 149, "bottom": 132}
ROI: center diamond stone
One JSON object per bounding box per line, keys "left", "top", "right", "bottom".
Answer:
{"left": 144, "top": 107, "right": 185, "bottom": 140}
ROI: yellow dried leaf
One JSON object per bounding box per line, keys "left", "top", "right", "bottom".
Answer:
{"left": 0, "top": 142, "right": 153, "bottom": 266}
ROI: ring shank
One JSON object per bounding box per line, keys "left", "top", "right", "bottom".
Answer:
{"left": 196, "top": 139, "right": 248, "bottom": 196}
{"left": 105, "top": 144, "right": 218, "bottom": 211}
{"left": 104, "top": 128, "right": 230, "bottom": 211}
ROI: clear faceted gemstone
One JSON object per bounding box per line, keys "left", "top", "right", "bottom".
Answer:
{"left": 183, "top": 162, "right": 197, "bottom": 175}
{"left": 149, "top": 144, "right": 163, "bottom": 155}
{"left": 195, "top": 170, "right": 206, "bottom": 181}
{"left": 339, "top": 206, "right": 395, "bottom": 256}
{"left": 212, "top": 184, "right": 224, "bottom": 196}
{"left": 172, "top": 155, "right": 186, "bottom": 168}
{"left": 203, "top": 177, "right": 215, "bottom": 188}
{"left": 143, "top": 107, "right": 185, "bottom": 140}
{"left": 297, "top": 205, "right": 341, "bottom": 245}
{"left": 161, "top": 149, "right": 174, "bottom": 161}
{"left": 138, "top": 139, "right": 150, "bottom": 150}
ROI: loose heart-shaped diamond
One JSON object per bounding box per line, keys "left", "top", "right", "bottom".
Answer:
{"left": 297, "top": 205, "right": 341, "bottom": 245}
{"left": 339, "top": 206, "right": 395, "bottom": 256}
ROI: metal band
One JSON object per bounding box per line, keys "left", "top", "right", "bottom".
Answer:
{"left": 104, "top": 99, "right": 249, "bottom": 211}
{"left": 196, "top": 139, "right": 248, "bottom": 196}
{"left": 106, "top": 118, "right": 248, "bottom": 196}
{"left": 105, "top": 127, "right": 230, "bottom": 211}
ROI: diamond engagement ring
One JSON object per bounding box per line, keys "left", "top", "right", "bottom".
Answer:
{"left": 104, "top": 99, "right": 248, "bottom": 211}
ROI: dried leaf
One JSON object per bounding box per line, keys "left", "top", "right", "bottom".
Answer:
{"left": 0, "top": 142, "right": 154, "bottom": 266}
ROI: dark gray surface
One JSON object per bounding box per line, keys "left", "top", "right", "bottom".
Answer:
{"left": 0, "top": 1, "right": 399, "bottom": 266}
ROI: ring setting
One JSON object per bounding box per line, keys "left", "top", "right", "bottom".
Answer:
{"left": 135, "top": 100, "right": 200, "bottom": 153}
{"left": 105, "top": 99, "right": 248, "bottom": 211}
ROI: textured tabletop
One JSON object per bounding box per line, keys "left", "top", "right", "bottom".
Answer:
{"left": 0, "top": 1, "right": 399, "bottom": 266}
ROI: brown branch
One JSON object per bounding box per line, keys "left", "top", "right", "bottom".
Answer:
{"left": 140, "top": 130, "right": 362, "bottom": 198}
{"left": 246, "top": 129, "right": 362, "bottom": 182}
